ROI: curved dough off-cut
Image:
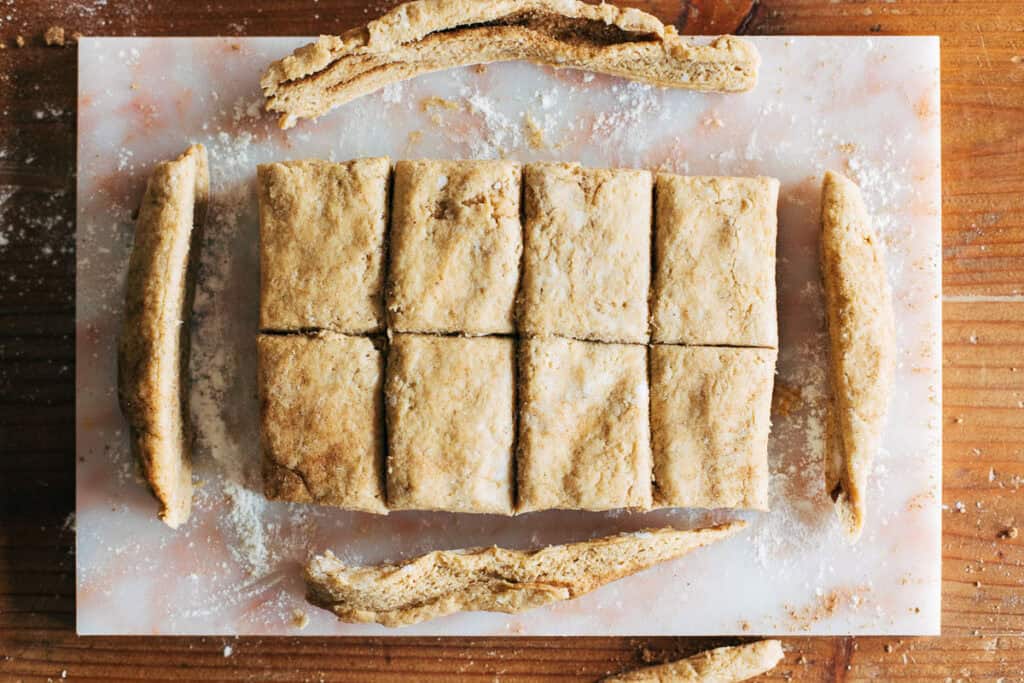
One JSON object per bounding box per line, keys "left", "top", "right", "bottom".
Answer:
{"left": 305, "top": 522, "right": 746, "bottom": 626}
{"left": 820, "top": 171, "right": 895, "bottom": 542}
{"left": 117, "top": 144, "right": 209, "bottom": 529}
{"left": 601, "top": 639, "right": 785, "bottom": 683}
{"left": 261, "top": 0, "right": 760, "bottom": 128}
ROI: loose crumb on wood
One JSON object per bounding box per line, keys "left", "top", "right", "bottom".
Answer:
{"left": 14, "top": 35, "right": 26, "bottom": 48}
{"left": 998, "top": 526, "right": 1018, "bottom": 539}
{"left": 44, "top": 26, "right": 65, "bottom": 47}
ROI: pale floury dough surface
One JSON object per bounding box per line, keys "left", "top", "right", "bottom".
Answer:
{"left": 117, "top": 143, "right": 208, "bottom": 529}
{"left": 820, "top": 171, "right": 895, "bottom": 541}
{"left": 258, "top": 333, "right": 387, "bottom": 514}
{"left": 520, "top": 162, "right": 652, "bottom": 343}
{"left": 385, "top": 334, "right": 516, "bottom": 514}
{"left": 388, "top": 159, "right": 522, "bottom": 335}
{"left": 601, "top": 639, "right": 784, "bottom": 682}
{"left": 652, "top": 174, "right": 779, "bottom": 347}
{"left": 517, "top": 337, "right": 652, "bottom": 512}
{"left": 306, "top": 522, "right": 746, "bottom": 627}
{"left": 258, "top": 157, "right": 389, "bottom": 333}
{"left": 260, "top": 0, "right": 760, "bottom": 128}
{"left": 650, "top": 346, "right": 776, "bottom": 511}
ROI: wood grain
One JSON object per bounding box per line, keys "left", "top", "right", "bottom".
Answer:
{"left": 1, "top": 0, "right": 1023, "bottom": 680}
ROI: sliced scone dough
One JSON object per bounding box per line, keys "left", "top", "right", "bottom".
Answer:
{"left": 601, "top": 639, "right": 785, "bottom": 682}
{"left": 261, "top": 0, "right": 760, "bottom": 128}
{"left": 117, "top": 144, "right": 209, "bottom": 529}
{"left": 820, "top": 171, "right": 895, "bottom": 541}
{"left": 306, "top": 522, "right": 746, "bottom": 626}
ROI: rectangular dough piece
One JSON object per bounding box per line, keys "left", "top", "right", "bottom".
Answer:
{"left": 517, "top": 337, "right": 652, "bottom": 512}
{"left": 520, "top": 162, "right": 651, "bottom": 343}
{"left": 259, "top": 332, "right": 387, "bottom": 513}
{"left": 258, "top": 157, "right": 389, "bottom": 333}
{"left": 650, "top": 345, "right": 776, "bottom": 511}
{"left": 387, "top": 159, "right": 522, "bottom": 335}
{"left": 385, "top": 334, "right": 515, "bottom": 514}
{"left": 651, "top": 174, "right": 779, "bottom": 347}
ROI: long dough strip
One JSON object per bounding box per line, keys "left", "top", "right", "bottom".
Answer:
{"left": 306, "top": 522, "right": 746, "bottom": 626}
{"left": 117, "top": 144, "right": 209, "bottom": 529}
{"left": 261, "top": 0, "right": 759, "bottom": 128}
{"left": 601, "top": 640, "right": 785, "bottom": 682}
{"left": 820, "top": 171, "right": 895, "bottom": 541}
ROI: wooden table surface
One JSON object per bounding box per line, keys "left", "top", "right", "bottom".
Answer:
{"left": 1, "top": 0, "right": 1022, "bottom": 680}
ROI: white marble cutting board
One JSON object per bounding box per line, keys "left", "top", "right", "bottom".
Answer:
{"left": 76, "top": 36, "right": 941, "bottom": 636}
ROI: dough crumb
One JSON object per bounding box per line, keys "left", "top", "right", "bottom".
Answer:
{"left": 291, "top": 608, "right": 309, "bottom": 629}
{"left": 223, "top": 645, "right": 233, "bottom": 657}
{"left": 44, "top": 26, "right": 65, "bottom": 47}
{"left": 999, "top": 526, "right": 1019, "bottom": 539}
{"left": 420, "top": 95, "right": 461, "bottom": 112}
{"left": 14, "top": 35, "right": 26, "bottom": 48}
{"left": 772, "top": 381, "right": 802, "bottom": 417}
{"left": 524, "top": 113, "right": 545, "bottom": 150}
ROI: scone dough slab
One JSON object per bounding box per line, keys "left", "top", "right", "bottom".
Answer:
{"left": 520, "top": 162, "right": 652, "bottom": 343}
{"left": 821, "top": 170, "right": 895, "bottom": 541}
{"left": 259, "top": 333, "right": 387, "bottom": 513}
{"left": 651, "top": 174, "right": 779, "bottom": 347}
{"left": 385, "top": 334, "right": 515, "bottom": 514}
{"left": 118, "top": 143, "right": 208, "bottom": 529}
{"left": 259, "top": 157, "right": 389, "bottom": 333}
{"left": 388, "top": 159, "right": 522, "bottom": 335}
{"left": 651, "top": 345, "right": 776, "bottom": 511}
{"left": 517, "top": 337, "right": 652, "bottom": 512}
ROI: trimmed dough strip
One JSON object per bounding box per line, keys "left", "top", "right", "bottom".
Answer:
{"left": 261, "top": 0, "right": 760, "bottom": 128}
{"left": 601, "top": 639, "right": 785, "bottom": 682}
{"left": 306, "top": 522, "right": 746, "bottom": 626}
{"left": 117, "top": 144, "right": 209, "bottom": 529}
{"left": 820, "top": 170, "right": 895, "bottom": 541}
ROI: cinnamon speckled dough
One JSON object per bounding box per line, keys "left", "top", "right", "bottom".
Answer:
{"left": 821, "top": 171, "right": 895, "bottom": 541}
{"left": 520, "top": 162, "right": 652, "bottom": 343}
{"left": 518, "top": 337, "right": 652, "bottom": 512}
{"left": 650, "top": 346, "right": 776, "bottom": 511}
{"left": 386, "top": 334, "right": 515, "bottom": 514}
{"left": 259, "top": 333, "right": 387, "bottom": 513}
{"left": 259, "top": 157, "right": 389, "bottom": 333}
{"left": 652, "top": 174, "right": 779, "bottom": 347}
{"left": 388, "top": 159, "right": 521, "bottom": 335}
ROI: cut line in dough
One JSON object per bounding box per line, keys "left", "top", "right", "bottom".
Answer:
{"left": 305, "top": 522, "right": 746, "bottom": 626}
{"left": 600, "top": 639, "right": 785, "bottom": 682}
{"left": 261, "top": 0, "right": 760, "bottom": 128}
{"left": 820, "top": 170, "right": 895, "bottom": 542}
{"left": 117, "top": 144, "right": 209, "bottom": 529}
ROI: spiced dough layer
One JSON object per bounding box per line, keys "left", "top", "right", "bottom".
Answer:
{"left": 306, "top": 522, "right": 745, "bottom": 626}
{"left": 261, "top": 0, "right": 760, "bottom": 128}
{"left": 820, "top": 171, "right": 895, "bottom": 541}
{"left": 118, "top": 144, "right": 208, "bottom": 529}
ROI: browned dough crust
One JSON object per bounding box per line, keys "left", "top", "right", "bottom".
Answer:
{"left": 305, "top": 522, "right": 746, "bottom": 626}
{"left": 820, "top": 171, "right": 895, "bottom": 541}
{"left": 261, "top": 0, "right": 760, "bottom": 128}
{"left": 117, "top": 144, "right": 209, "bottom": 529}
